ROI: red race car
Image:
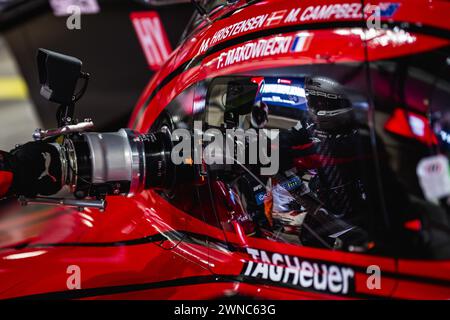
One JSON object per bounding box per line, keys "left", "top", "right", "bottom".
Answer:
{"left": 0, "top": 0, "right": 449, "bottom": 299}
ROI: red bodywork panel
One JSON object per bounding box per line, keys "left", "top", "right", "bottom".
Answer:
{"left": 0, "top": 0, "right": 449, "bottom": 299}
{"left": 0, "top": 172, "right": 12, "bottom": 197}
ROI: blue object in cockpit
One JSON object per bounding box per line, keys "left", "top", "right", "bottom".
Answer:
{"left": 257, "top": 77, "right": 307, "bottom": 110}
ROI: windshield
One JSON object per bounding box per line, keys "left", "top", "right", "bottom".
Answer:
{"left": 182, "top": 0, "right": 260, "bottom": 42}
{"left": 201, "top": 0, "right": 228, "bottom": 13}
{"left": 204, "top": 73, "right": 380, "bottom": 253}
{"left": 202, "top": 56, "right": 450, "bottom": 260}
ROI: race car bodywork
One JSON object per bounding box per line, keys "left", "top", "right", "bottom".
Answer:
{"left": 0, "top": 0, "right": 449, "bottom": 299}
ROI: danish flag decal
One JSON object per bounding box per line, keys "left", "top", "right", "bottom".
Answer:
{"left": 130, "top": 11, "right": 172, "bottom": 70}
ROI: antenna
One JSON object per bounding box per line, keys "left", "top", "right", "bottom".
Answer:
{"left": 190, "top": 0, "right": 211, "bottom": 23}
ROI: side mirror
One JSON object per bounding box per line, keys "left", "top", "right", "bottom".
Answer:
{"left": 225, "top": 79, "right": 259, "bottom": 115}
{"left": 224, "top": 78, "right": 258, "bottom": 127}
{"left": 37, "top": 48, "right": 83, "bottom": 105}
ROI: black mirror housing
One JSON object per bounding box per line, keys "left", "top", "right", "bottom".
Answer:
{"left": 37, "top": 48, "right": 83, "bottom": 105}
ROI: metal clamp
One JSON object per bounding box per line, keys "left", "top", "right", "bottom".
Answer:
{"left": 18, "top": 196, "right": 106, "bottom": 212}
{"left": 33, "top": 120, "right": 94, "bottom": 141}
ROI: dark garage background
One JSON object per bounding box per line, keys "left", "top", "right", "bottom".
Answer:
{"left": 0, "top": 0, "right": 193, "bottom": 131}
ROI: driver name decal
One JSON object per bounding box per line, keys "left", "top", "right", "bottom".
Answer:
{"left": 242, "top": 248, "right": 355, "bottom": 295}
{"left": 216, "top": 35, "right": 293, "bottom": 69}
{"left": 197, "top": 2, "right": 400, "bottom": 55}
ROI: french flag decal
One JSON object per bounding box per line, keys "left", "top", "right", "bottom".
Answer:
{"left": 290, "top": 33, "right": 313, "bottom": 53}
{"left": 379, "top": 3, "right": 400, "bottom": 17}
{"left": 130, "top": 11, "right": 172, "bottom": 70}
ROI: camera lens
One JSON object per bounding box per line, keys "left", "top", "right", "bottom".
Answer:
{"left": 141, "top": 129, "right": 175, "bottom": 190}
{"left": 62, "top": 128, "right": 175, "bottom": 198}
